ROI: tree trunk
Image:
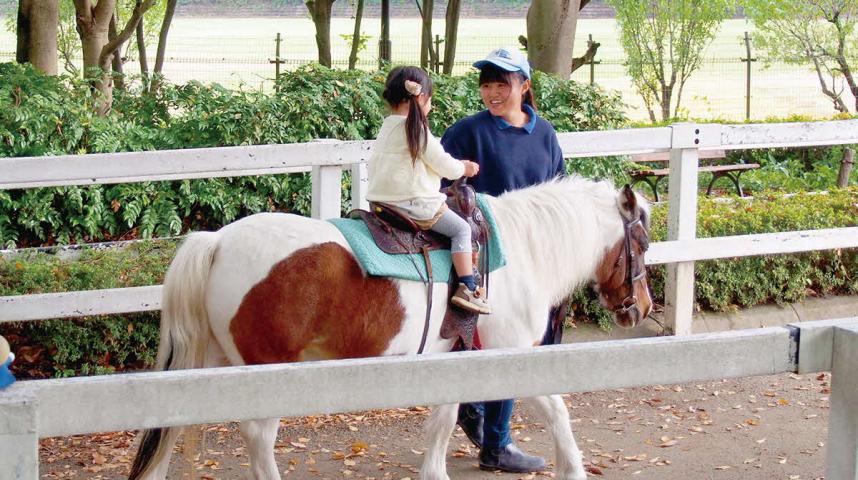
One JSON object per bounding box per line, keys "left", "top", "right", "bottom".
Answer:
{"left": 379, "top": 0, "right": 391, "bottom": 66}
{"left": 838, "top": 148, "right": 854, "bottom": 188}
{"left": 526, "top": 0, "right": 581, "bottom": 76}
{"left": 16, "top": 0, "right": 58, "bottom": 75}
{"left": 109, "top": 12, "right": 125, "bottom": 92}
{"left": 418, "top": 0, "right": 434, "bottom": 70}
{"left": 76, "top": 0, "right": 115, "bottom": 114}
{"left": 306, "top": 0, "right": 335, "bottom": 67}
{"left": 348, "top": 0, "right": 365, "bottom": 70}
{"left": 136, "top": 0, "right": 149, "bottom": 81}
{"left": 444, "top": 0, "right": 462, "bottom": 75}
{"left": 660, "top": 84, "right": 672, "bottom": 121}
{"left": 75, "top": 0, "right": 154, "bottom": 115}
{"left": 442, "top": 0, "right": 460, "bottom": 74}
{"left": 150, "top": 0, "right": 178, "bottom": 93}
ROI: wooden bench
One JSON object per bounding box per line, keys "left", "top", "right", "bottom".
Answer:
{"left": 628, "top": 149, "right": 760, "bottom": 202}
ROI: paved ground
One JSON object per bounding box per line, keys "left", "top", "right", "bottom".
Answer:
{"left": 38, "top": 322, "right": 831, "bottom": 480}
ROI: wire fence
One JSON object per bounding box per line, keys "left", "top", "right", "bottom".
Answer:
{"left": 2, "top": 32, "right": 855, "bottom": 121}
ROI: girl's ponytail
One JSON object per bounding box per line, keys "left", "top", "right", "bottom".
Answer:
{"left": 405, "top": 94, "right": 428, "bottom": 164}
{"left": 382, "top": 66, "right": 434, "bottom": 164}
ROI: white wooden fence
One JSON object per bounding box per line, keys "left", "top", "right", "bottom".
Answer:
{"left": 1, "top": 120, "right": 858, "bottom": 478}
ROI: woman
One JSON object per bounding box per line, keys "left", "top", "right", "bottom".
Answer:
{"left": 441, "top": 47, "right": 566, "bottom": 474}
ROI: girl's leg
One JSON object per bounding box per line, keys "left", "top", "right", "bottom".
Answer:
{"left": 429, "top": 209, "right": 490, "bottom": 313}
{"left": 429, "top": 209, "right": 474, "bottom": 282}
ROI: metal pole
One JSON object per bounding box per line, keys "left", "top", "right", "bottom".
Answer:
{"left": 588, "top": 34, "right": 595, "bottom": 86}
{"left": 275, "top": 33, "right": 282, "bottom": 81}
{"left": 434, "top": 34, "right": 442, "bottom": 73}
{"left": 742, "top": 31, "right": 755, "bottom": 121}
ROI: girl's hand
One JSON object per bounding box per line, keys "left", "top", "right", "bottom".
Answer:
{"left": 462, "top": 160, "right": 480, "bottom": 177}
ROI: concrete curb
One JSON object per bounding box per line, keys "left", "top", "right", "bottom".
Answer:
{"left": 567, "top": 294, "right": 858, "bottom": 342}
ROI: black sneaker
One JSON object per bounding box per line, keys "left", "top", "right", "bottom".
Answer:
{"left": 457, "top": 404, "right": 483, "bottom": 448}
{"left": 479, "top": 443, "right": 547, "bottom": 473}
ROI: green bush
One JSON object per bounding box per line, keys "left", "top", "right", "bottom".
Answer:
{"left": 0, "top": 62, "right": 626, "bottom": 248}
{"left": 2, "top": 189, "right": 855, "bottom": 376}
{"left": 647, "top": 189, "right": 858, "bottom": 311}
{"left": 0, "top": 241, "right": 177, "bottom": 377}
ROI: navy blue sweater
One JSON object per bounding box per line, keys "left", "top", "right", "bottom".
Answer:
{"left": 440, "top": 105, "right": 565, "bottom": 196}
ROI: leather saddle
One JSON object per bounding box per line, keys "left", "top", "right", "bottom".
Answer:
{"left": 347, "top": 179, "right": 489, "bottom": 256}
{"left": 346, "top": 179, "right": 490, "bottom": 351}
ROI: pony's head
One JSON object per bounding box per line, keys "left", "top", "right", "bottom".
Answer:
{"left": 593, "top": 185, "right": 652, "bottom": 328}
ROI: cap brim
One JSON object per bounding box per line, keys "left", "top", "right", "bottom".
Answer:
{"left": 473, "top": 59, "right": 521, "bottom": 73}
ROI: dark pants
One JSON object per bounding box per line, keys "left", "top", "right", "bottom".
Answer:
{"left": 459, "top": 308, "right": 563, "bottom": 449}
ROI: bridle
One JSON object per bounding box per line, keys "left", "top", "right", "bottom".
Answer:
{"left": 613, "top": 215, "right": 648, "bottom": 317}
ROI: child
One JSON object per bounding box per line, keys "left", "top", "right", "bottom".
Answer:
{"left": 0, "top": 335, "right": 15, "bottom": 389}
{"left": 366, "top": 66, "right": 491, "bottom": 315}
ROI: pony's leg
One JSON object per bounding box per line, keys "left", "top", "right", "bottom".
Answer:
{"left": 526, "top": 395, "right": 586, "bottom": 480}
{"left": 419, "top": 403, "right": 459, "bottom": 480}
{"left": 239, "top": 417, "right": 281, "bottom": 480}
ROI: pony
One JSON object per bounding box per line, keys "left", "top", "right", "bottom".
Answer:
{"left": 128, "top": 177, "right": 652, "bottom": 480}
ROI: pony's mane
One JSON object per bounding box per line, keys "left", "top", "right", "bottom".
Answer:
{"left": 487, "top": 176, "right": 649, "bottom": 306}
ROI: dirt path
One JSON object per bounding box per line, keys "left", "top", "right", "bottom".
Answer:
{"left": 38, "top": 326, "right": 830, "bottom": 480}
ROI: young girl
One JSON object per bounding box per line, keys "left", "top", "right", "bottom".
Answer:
{"left": 366, "top": 66, "right": 491, "bottom": 315}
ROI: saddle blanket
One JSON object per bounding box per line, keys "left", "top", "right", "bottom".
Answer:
{"left": 329, "top": 194, "right": 507, "bottom": 283}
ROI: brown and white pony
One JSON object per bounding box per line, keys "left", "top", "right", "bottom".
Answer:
{"left": 128, "top": 177, "right": 652, "bottom": 480}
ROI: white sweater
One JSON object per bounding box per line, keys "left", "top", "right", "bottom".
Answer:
{"left": 366, "top": 115, "right": 466, "bottom": 219}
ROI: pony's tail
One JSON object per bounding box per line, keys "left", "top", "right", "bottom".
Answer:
{"left": 128, "top": 231, "right": 220, "bottom": 480}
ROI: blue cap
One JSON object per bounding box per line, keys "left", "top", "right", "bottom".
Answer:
{"left": 473, "top": 47, "right": 531, "bottom": 80}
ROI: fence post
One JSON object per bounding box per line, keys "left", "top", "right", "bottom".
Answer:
{"left": 0, "top": 391, "right": 38, "bottom": 479}
{"left": 587, "top": 34, "right": 599, "bottom": 86}
{"left": 664, "top": 124, "right": 718, "bottom": 335}
{"left": 311, "top": 165, "right": 343, "bottom": 220}
{"left": 826, "top": 324, "right": 858, "bottom": 478}
{"left": 269, "top": 33, "right": 285, "bottom": 90}
{"left": 741, "top": 32, "right": 756, "bottom": 121}
{"left": 350, "top": 163, "right": 369, "bottom": 211}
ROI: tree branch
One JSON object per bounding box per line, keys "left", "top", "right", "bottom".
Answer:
{"left": 99, "top": 0, "right": 155, "bottom": 67}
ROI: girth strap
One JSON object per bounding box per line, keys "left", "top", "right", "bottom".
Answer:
{"left": 417, "top": 246, "right": 434, "bottom": 354}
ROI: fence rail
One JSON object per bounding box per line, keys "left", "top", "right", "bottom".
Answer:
{"left": 3, "top": 318, "right": 858, "bottom": 478}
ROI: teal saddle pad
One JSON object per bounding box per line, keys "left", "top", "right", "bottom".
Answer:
{"left": 329, "top": 194, "right": 507, "bottom": 283}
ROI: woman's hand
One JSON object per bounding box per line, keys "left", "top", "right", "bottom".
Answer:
{"left": 462, "top": 160, "right": 480, "bottom": 177}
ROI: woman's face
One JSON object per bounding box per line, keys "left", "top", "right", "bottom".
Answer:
{"left": 479, "top": 75, "right": 529, "bottom": 119}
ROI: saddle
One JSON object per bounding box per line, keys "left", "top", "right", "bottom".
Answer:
{"left": 347, "top": 179, "right": 490, "bottom": 352}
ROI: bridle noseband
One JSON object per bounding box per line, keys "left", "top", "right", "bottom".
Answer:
{"left": 614, "top": 216, "right": 648, "bottom": 316}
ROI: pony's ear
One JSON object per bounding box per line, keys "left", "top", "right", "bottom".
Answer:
{"left": 620, "top": 184, "right": 637, "bottom": 213}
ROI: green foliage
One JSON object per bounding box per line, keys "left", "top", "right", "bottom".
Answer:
{"left": 606, "top": 0, "right": 735, "bottom": 121}
{"left": 0, "top": 62, "right": 625, "bottom": 248}
{"left": 0, "top": 241, "right": 176, "bottom": 377}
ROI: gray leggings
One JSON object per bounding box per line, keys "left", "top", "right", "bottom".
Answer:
{"left": 430, "top": 208, "right": 472, "bottom": 254}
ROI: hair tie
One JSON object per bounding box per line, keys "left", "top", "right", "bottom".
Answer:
{"left": 404, "top": 80, "right": 423, "bottom": 96}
